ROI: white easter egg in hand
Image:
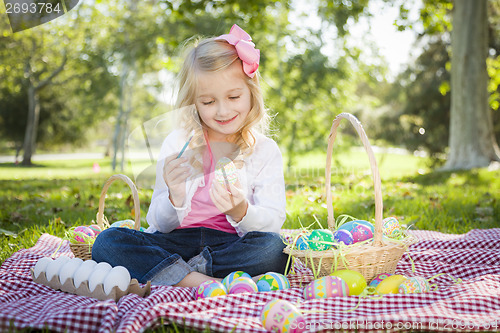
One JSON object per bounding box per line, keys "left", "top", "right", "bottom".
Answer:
{"left": 59, "top": 258, "right": 83, "bottom": 285}
{"left": 103, "top": 266, "right": 131, "bottom": 295}
{"left": 214, "top": 157, "right": 238, "bottom": 186}
{"left": 73, "top": 260, "right": 97, "bottom": 288}
{"left": 88, "top": 262, "right": 112, "bottom": 292}
{"left": 33, "top": 257, "right": 53, "bottom": 279}
{"left": 45, "top": 256, "right": 71, "bottom": 282}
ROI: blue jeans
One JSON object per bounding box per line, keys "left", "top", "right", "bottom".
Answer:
{"left": 91, "top": 227, "right": 288, "bottom": 286}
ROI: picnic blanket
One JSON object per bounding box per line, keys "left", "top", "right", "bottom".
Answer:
{"left": 1, "top": 229, "right": 499, "bottom": 333}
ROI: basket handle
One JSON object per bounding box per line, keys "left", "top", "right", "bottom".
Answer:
{"left": 96, "top": 174, "right": 141, "bottom": 231}
{"left": 325, "top": 113, "right": 383, "bottom": 246}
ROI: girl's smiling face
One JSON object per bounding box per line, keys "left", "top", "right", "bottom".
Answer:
{"left": 195, "top": 61, "right": 252, "bottom": 142}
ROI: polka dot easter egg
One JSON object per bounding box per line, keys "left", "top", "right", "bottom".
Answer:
{"left": 369, "top": 273, "right": 392, "bottom": 288}
{"left": 260, "top": 299, "right": 306, "bottom": 333}
{"left": 351, "top": 223, "right": 373, "bottom": 243}
{"left": 383, "top": 217, "right": 401, "bottom": 237}
{"left": 215, "top": 157, "right": 238, "bottom": 186}
{"left": 228, "top": 277, "right": 258, "bottom": 294}
{"left": 304, "top": 276, "right": 349, "bottom": 300}
{"left": 307, "top": 229, "right": 334, "bottom": 251}
{"left": 256, "top": 272, "right": 290, "bottom": 292}
{"left": 196, "top": 279, "right": 227, "bottom": 299}
{"left": 222, "top": 271, "right": 251, "bottom": 291}
{"left": 337, "top": 220, "right": 374, "bottom": 233}
{"left": 399, "top": 276, "right": 431, "bottom": 294}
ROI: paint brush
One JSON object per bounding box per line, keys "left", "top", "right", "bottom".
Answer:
{"left": 177, "top": 135, "right": 193, "bottom": 159}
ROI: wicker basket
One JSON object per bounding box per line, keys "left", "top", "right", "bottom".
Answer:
{"left": 283, "top": 113, "right": 417, "bottom": 282}
{"left": 70, "top": 174, "right": 141, "bottom": 260}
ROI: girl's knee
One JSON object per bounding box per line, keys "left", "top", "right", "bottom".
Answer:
{"left": 92, "top": 227, "right": 122, "bottom": 261}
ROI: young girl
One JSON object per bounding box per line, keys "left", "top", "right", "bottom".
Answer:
{"left": 92, "top": 24, "right": 288, "bottom": 288}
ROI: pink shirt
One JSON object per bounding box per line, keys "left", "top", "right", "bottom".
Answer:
{"left": 177, "top": 145, "right": 237, "bottom": 234}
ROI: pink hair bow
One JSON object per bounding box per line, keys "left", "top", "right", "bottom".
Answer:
{"left": 216, "top": 24, "right": 260, "bottom": 78}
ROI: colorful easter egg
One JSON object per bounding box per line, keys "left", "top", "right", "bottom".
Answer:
{"left": 196, "top": 279, "right": 227, "bottom": 299}
{"left": 260, "top": 299, "right": 306, "bottom": 333}
{"left": 333, "top": 229, "right": 353, "bottom": 246}
{"left": 256, "top": 272, "right": 290, "bottom": 292}
{"left": 307, "top": 229, "right": 334, "bottom": 251}
{"left": 303, "top": 275, "right": 350, "bottom": 300}
{"left": 88, "top": 224, "right": 102, "bottom": 236}
{"left": 330, "top": 270, "right": 367, "bottom": 295}
{"left": 375, "top": 274, "right": 407, "bottom": 294}
{"left": 337, "top": 220, "right": 375, "bottom": 234}
{"left": 369, "top": 273, "right": 393, "bottom": 288}
{"left": 222, "top": 271, "right": 251, "bottom": 290}
{"left": 228, "top": 277, "right": 258, "bottom": 294}
{"left": 383, "top": 217, "right": 401, "bottom": 237}
{"left": 295, "top": 235, "right": 310, "bottom": 250}
{"left": 73, "top": 226, "right": 95, "bottom": 243}
{"left": 215, "top": 157, "right": 238, "bottom": 186}
{"left": 398, "top": 276, "right": 430, "bottom": 294}
{"left": 351, "top": 224, "right": 374, "bottom": 243}
{"left": 110, "top": 220, "right": 136, "bottom": 229}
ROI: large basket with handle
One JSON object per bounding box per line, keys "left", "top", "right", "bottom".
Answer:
{"left": 69, "top": 174, "right": 141, "bottom": 260}
{"left": 283, "top": 113, "right": 417, "bottom": 282}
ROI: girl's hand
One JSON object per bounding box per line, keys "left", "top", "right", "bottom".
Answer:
{"left": 209, "top": 180, "right": 248, "bottom": 222}
{"left": 163, "top": 154, "right": 191, "bottom": 207}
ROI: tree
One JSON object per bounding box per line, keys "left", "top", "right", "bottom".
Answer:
{"left": 443, "top": 0, "right": 500, "bottom": 170}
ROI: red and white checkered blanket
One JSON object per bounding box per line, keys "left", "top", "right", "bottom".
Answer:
{"left": 1, "top": 229, "right": 499, "bottom": 332}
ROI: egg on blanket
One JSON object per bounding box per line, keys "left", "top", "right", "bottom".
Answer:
{"left": 398, "top": 276, "right": 430, "bottom": 294}
{"left": 333, "top": 229, "right": 353, "bottom": 246}
{"left": 330, "top": 270, "right": 367, "bottom": 296}
{"left": 256, "top": 272, "right": 290, "bottom": 292}
{"left": 196, "top": 279, "right": 227, "bottom": 299}
{"left": 33, "top": 257, "right": 53, "bottom": 279}
{"left": 307, "top": 229, "right": 334, "bottom": 251}
{"left": 215, "top": 157, "right": 238, "bottom": 186}
{"left": 304, "top": 276, "right": 349, "bottom": 299}
{"left": 103, "top": 266, "right": 131, "bottom": 295}
{"left": 222, "top": 271, "right": 251, "bottom": 290}
{"left": 45, "top": 256, "right": 71, "bottom": 282}
{"left": 369, "top": 273, "right": 392, "bottom": 288}
{"left": 260, "top": 299, "right": 306, "bottom": 333}
{"left": 351, "top": 224, "right": 374, "bottom": 243}
{"left": 375, "top": 274, "right": 407, "bottom": 294}
{"left": 228, "top": 277, "right": 258, "bottom": 294}
{"left": 383, "top": 217, "right": 401, "bottom": 237}
{"left": 88, "top": 262, "right": 112, "bottom": 292}
{"left": 59, "top": 258, "right": 83, "bottom": 285}
{"left": 73, "top": 259, "right": 97, "bottom": 288}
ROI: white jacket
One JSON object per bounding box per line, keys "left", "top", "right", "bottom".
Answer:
{"left": 145, "top": 129, "right": 286, "bottom": 236}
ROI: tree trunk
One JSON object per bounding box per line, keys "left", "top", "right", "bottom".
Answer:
{"left": 444, "top": 0, "right": 500, "bottom": 170}
{"left": 21, "top": 84, "right": 40, "bottom": 166}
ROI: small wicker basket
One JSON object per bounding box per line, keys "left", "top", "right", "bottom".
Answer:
{"left": 283, "top": 113, "right": 417, "bottom": 282}
{"left": 69, "top": 174, "right": 141, "bottom": 260}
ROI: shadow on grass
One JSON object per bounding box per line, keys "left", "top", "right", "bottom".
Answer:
{"left": 402, "top": 169, "right": 491, "bottom": 187}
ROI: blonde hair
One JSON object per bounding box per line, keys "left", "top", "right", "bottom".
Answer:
{"left": 175, "top": 36, "right": 269, "bottom": 171}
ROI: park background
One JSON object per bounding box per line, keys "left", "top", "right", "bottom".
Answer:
{"left": 0, "top": 0, "right": 499, "bottom": 265}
